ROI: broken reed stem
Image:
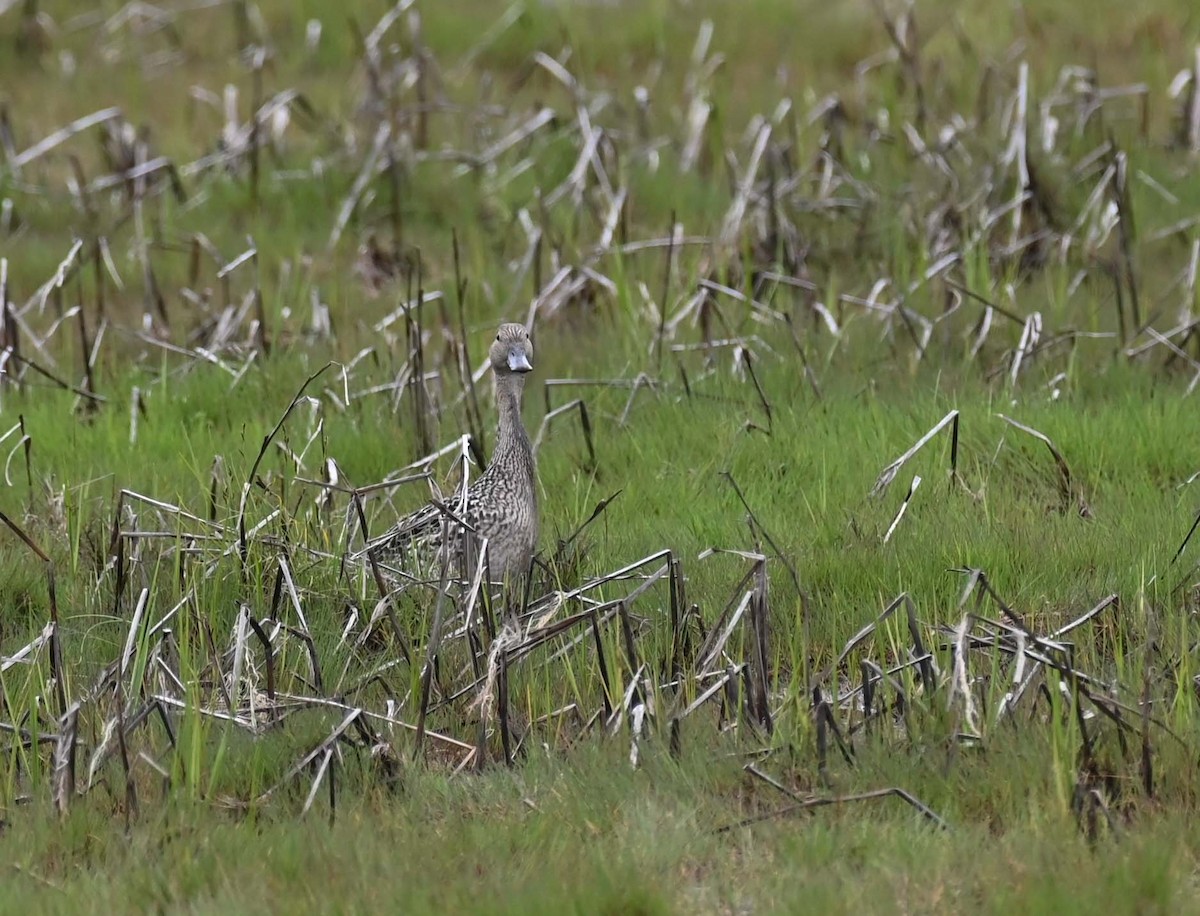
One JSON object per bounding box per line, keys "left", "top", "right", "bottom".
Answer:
{"left": 0, "top": 508, "right": 67, "bottom": 716}
{"left": 655, "top": 209, "right": 677, "bottom": 369}
{"left": 497, "top": 651, "right": 514, "bottom": 766}
{"left": 236, "top": 362, "right": 332, "bottom": 567}
{"left": 414, "top": 532, "right": 453, "bottom": 761}
{"left": 453, "top": 229, "right": 486, "bottom": 456}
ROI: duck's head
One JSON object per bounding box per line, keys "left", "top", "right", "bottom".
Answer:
{"left": 489, "top": 322, "right": 534, "bottom": 375}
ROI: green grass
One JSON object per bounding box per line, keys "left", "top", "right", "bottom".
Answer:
{"left": 7, "top": 742, "right": 1200, "bottom": 913}
{"left": 2, "top": 0, "right": 1200, "bottom": 911}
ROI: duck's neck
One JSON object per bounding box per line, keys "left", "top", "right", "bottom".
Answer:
{"left": 494, "top": 373, "right": 530, "bottom": 457}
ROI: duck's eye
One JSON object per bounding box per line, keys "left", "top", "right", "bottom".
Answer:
{"left": 496, "top": 334, "right": 501, "bottom": 341}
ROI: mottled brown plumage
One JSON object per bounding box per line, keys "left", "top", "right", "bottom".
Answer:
{"left": 363, "top": 323, "right": 538, "bottom": 582}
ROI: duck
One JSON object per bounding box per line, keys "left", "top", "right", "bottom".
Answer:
{"left": 362, "top": 322, "right": 539, "bottom": 585}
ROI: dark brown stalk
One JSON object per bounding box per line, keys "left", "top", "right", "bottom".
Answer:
{"left": 236, "top": 362, "right": 332, "bottom": 568}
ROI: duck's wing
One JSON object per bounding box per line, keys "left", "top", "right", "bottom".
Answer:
{"left": 354, "top": 482, "right": 479, "bottom": 562}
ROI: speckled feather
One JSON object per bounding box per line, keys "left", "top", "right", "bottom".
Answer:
{"left": 363, "top": 323, "right": 539, "bottom": 582}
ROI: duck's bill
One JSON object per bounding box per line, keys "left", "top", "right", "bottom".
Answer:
{"left": 508, "top": 349, "right": 533, "bottom": 372}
